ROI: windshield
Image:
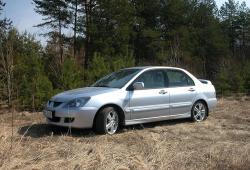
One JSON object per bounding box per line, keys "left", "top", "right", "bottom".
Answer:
{"left": 92, "top": 69, "right": 141, "bottom": 88}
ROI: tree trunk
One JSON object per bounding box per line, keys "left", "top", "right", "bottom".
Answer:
{"left": 32, "top": 94, "right": 35, "bottom": 112}
{"left": 0, "top": 33, "right": 14, "bottom": 108}
{"left": 7, "top": 72, "right": 11, "bottom": 107}
{"left": 73, "top": 0, "right": 78, "bottom": 59}
{"left": 59, "top": 10, "right": 63, "bottom": 64}
{"left": 84, "top": 0, "right": 91, "bottom": 69}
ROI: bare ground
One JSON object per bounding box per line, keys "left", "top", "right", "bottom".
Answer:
{"left": 0, "top": 97, "right": 250, "bottom": 170}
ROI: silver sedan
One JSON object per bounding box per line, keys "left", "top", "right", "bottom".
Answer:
{"left": 43, "top": 66, "right": 217, "bottom": 134}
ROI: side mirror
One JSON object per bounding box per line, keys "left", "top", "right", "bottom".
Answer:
{"left": 133, "top": 82, "right": 144, "bottom": 90}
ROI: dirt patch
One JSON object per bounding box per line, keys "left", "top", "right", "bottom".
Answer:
{"left": 0, "top": 98, "right": 250, "bottom": 170}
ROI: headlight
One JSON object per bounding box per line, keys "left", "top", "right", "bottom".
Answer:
{"left": 65, "top": 97, "right": 90, "bottom": 108}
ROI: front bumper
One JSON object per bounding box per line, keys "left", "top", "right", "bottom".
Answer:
{"left": 43, "top": 107, "right": 98, "bottom": 128}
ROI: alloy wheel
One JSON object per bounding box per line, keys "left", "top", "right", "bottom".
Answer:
{"left": 105, "top": 110, "right": 119, "bottom": 134}
{"left": 193, "top": 102, "right": 206, "bottom": 122}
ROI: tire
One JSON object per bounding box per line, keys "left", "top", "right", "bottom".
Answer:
{"left": 191, "top": 101, "right": 208, "bottom": 122}
{"left": 94, "top": 107, "right": 119, "bottom": 134}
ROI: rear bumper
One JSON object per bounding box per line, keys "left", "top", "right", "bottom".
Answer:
{"left": 44, "top": 107, "right": 98, "bottom": 128}
{"left": 207, "top": 98, "right": 217, "bottom": 112}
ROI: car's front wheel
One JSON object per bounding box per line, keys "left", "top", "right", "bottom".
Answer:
{"left": 191, "top": 101, "right": 208, "bottom": 122}
{"left": 94, "top": 107, "right": 119, "bottom": 134}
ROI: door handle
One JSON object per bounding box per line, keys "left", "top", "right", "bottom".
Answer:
{"left": 159, "top": 90, "right": 168, "bottom": 94}
{"left": 188, "top": 88, "right": 195, "bottom": 92}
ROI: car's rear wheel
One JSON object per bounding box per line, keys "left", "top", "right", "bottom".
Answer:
{"left": 95, "top": 107, "right": 119, "bottom": 134}
{"left": 191, "top": 101, "right": 208, "bottom": 122}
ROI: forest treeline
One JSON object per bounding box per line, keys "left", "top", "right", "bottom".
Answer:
{"left": 0, "top": 0, "right": 250, "bottom": 110}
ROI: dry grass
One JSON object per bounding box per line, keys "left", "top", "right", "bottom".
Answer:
{"left": 0, "top": 97, "right": 250, "bottom": 170}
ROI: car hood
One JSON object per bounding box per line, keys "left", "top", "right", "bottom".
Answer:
{"left": 51, "top": 87, "right": 119, "bottom": 102}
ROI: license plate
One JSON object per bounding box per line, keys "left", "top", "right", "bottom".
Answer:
{"left": 43, "top": 110, "right": 53, "bottom": 119}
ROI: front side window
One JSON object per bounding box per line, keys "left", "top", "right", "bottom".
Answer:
{"left": 134, "top": 70, "right": 166, "bottom": 89}
{"left": 166, "top": 70, "right": 195, "bottom": 87}
{"left": 92, "top": 69, "right": 141, "bottom": 88}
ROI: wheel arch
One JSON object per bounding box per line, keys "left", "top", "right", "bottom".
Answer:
{"left": 93, "top": 103, "right": 125, "bottom": 128}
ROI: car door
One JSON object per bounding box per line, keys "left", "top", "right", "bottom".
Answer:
{"left": 165, "top": 69, "right": 197, "bottom": 115}
{"left": 128, "top": 69, "right": 170, "bottom": 120}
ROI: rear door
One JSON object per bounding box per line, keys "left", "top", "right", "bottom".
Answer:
{"left": 128, "top": 69, "right": 170, "bottom": 120}
{"left": 165, "top": 69, "right": 197, "bottom": 115}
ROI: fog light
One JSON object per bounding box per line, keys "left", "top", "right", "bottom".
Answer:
{"left": 64, "top": 117, "right": 74, "bottom": 123}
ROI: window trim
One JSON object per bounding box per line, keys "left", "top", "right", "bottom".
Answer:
{"left": 165, "top": 69, "right": 195, "bottom": 88}
{"left": 127, "top": 69, "right": 168, "bottom": 91}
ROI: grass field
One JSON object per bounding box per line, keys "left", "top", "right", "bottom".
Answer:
{"left": 0, "top": 97, "right": 250, "bottom": 170}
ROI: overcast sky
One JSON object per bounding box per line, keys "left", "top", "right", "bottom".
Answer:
{"left": 2, "top": 0, "right": 250, "bottom": 45}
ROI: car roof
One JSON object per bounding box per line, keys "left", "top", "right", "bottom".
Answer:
{"left": 123, "top": 66, "right": 184, "bottom": 71}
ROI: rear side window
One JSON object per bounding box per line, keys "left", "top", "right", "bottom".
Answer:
{"left": 135, "top": 70, "right": 166, "bottom": 89}
{"left": 166, "top": 70, "right": 195, "bottom": 87}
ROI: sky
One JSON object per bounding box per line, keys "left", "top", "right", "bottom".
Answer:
{"left": 2, "top": 0, "right": 45, "bottom": 43}
{"left": 1, "top": 0, "right": 250, "bottom": 45}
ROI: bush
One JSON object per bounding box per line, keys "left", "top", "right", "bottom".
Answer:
{"left": 60, "top": 57, "right": 83, "bottom": 90}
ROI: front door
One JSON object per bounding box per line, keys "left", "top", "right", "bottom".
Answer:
{"left": 128, "top": 69, "right": 170, "bottom": 120}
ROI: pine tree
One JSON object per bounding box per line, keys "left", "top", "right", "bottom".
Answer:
{"left": 0, "top": 0, "right": 12, "bottom": 106}
{"left": 159, "top": 0, "right": 190, "bottom": 66}
{"left": 189, "top": 0, "right": 228, "bottom": 79}
{"left": 131, "top": 0, "right": 161, "bottom": 65}
{"left": 0, "top": 29, "right": 15, "bottom": 107}
{"left": 235, "top": 2, "right": 250, "bottom": 59}
{"left": 0, "top": 0, "right": 11, "bottom": 32}
{"left": 220, "top": 0, "right": 239, "bottom": 56}
{"left": 87, "top": 0, "right": 134, "bottom": 64}
{"left": 68, "top": 0, "right": 84, "bottom": 59}
{"left": 60, "top": 57, "right": 83, "bottom": 89}
{"left": 33, "top": 0, "right": 71, "bottom": 64}
{"left": 15, "top": 33, "right": 53, "bottom": 110}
